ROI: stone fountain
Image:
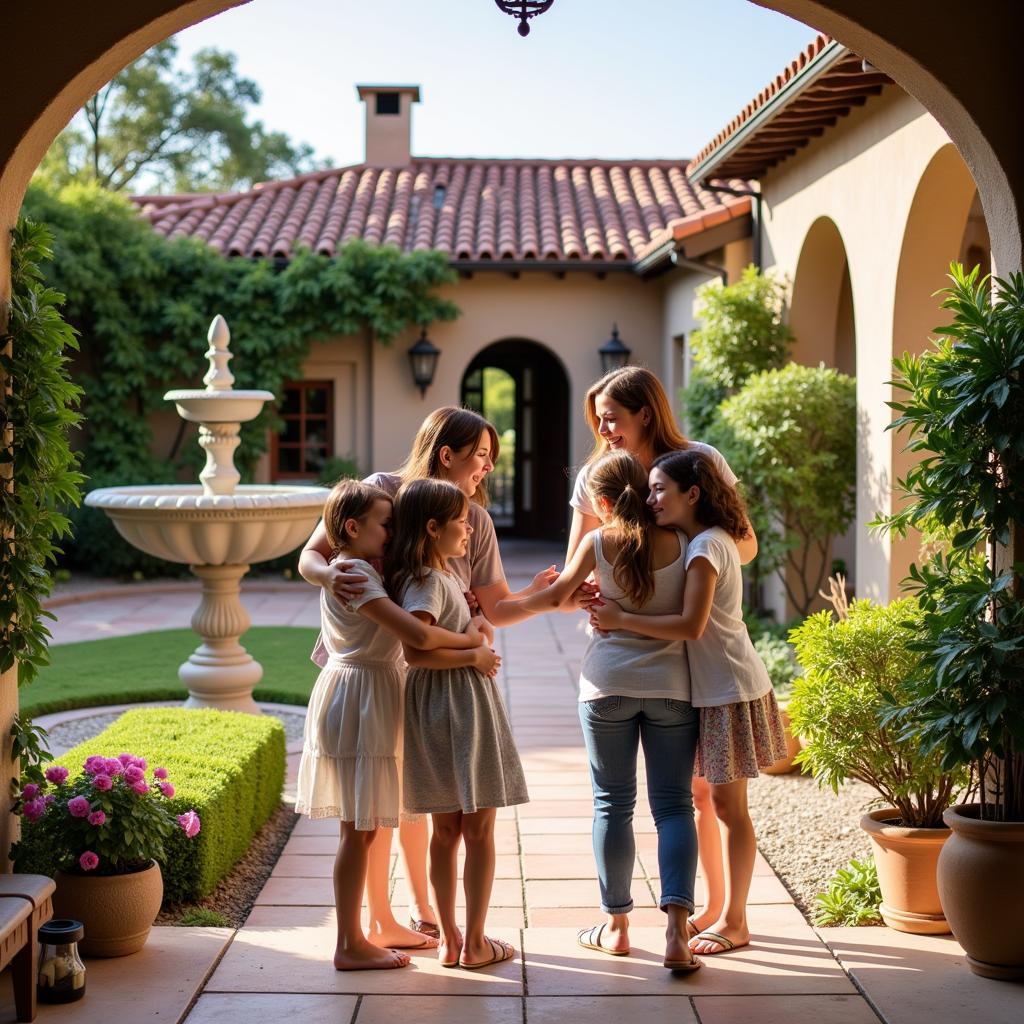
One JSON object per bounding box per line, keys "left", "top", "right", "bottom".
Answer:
{"left": 85, "top": 315, "right": 329, "bottom": 714}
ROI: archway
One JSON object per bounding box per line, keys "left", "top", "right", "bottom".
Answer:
{"left": 788, "top": 216, "right": 857, "bottom": 604}
{"left": 461, "top": 339, "right": 569, "bottom": 540}
{"left": 889, "top": 143, "right": 984, "bottom": 594}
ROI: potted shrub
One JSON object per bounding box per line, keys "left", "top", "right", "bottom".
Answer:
{"left": 788, "top": 597, "right": 965, "bottom": 934}
{"left": 879, "top": 265, "right": 1024, "bottom": 979}
{"left": 12, "top": 752, "right": 201, "bottom": 956}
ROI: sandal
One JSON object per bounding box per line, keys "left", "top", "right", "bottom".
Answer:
{"left": 664, "top": 953, "right": 702, "bottom": 972}
{"left": 459, "top": 936, "right": 515, "bottom": 970}
{"left": 409, "top": 918, "right": 441, "bottom": 940}
{"left": 576, "top": 923, "right": 629, "bottom": 957}
{"left": 691, "top": 930, "right": 748, "bottom": 955}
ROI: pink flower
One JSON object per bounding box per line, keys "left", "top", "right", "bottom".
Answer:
{"left": 153, "top": 767, "right": 168, "bottom": 780}
{"left": 123, "top": 765, "right": 145, "bottom": 784}
{"left": 117, "top": 753, "right": 134, "bottom": 766}
{"left": 92, "top": 774, "right": 112, "bottom": 792}
{"left": 135, "top": 757, "right": 147, "bottom": 771}
{"left": 131, "top": 781, "right": 149, "bottom": 795}
{"left": 79, "top": 851, "right": 99, "bottom": 872}
{"left": 21, "top": 783, "right": 39, "bottom": 801}
{"left": 87, "top": 810, "right": 106, "bottom": 826}
{"left": 43, "top": 794, "right": 55, "bottom": 806}
{"left": 22, "top": 799, "right": 45, "bottom": 823}
{"left": 67, "top": 796, "right": 91, "bottom": 818}
{"left": 104, "top": 758, "right": 123, "bottom": 776}
{"left": 158, "top": 781, "right": 175, "bottom": 799}
{"left": 83, "top": 756, "right": 106, "bottom": 775}
{"left": 44, "top": 765, "right": 69, "bottom": 785}
{"left": 178, "top": 810, "right": 201, "bottom": 838}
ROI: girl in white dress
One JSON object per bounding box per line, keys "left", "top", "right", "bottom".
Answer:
{"left": 590, "top": 449, "right": 788, "bottom": 958}
{"left": 296, "top": 479, "right": 495, "bottom": 971}
{"left": 388, "top": 478, "right": 525, "bottom": 970}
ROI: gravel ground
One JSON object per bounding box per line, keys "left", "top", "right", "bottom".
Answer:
{"left": 748, "top": 769, "right": 877, "bottom": 919}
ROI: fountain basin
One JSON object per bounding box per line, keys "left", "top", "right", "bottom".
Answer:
{"left": 84, "top": 484, "right": 329, "bottom": 565}
{"left": 164, "top": 389, "right": 273, "bottom": 423}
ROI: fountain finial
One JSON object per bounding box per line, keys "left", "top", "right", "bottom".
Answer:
{"left": 204, "top": 314, "right": 235, "bottom": 391}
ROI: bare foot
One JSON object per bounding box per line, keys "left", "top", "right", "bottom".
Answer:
{"left": 438, "top": 929, "right": 463, "bottom": 968}
{"left": 665, "top": 924, "right": 693, "bottom": 965}
{"left": 334, "top": 943, "right": 410, "bottom": 971}
{"left": 688, "top": 920, "right": 750, "bottom": 955}
{"left": 367, "top": 920, "right": 439, "bottom": 950}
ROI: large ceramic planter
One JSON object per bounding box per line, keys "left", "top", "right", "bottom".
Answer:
{"left": 938, "top": 803, "right": 1024, "bottom": 980}
{"left": 859, "top": 808, "right": 950, "bottom": 934}
{"left": 53, "top": 861, "right": 163, "bottom": 957}
{"left": 762, "top": 705, "right": 802, "bottom": 775}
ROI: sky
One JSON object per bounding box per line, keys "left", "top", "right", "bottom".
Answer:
{"left": 170, "top": 0, "right": 820, "bottom": 167}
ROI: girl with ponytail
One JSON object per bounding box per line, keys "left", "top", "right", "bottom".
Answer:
{"left": 518, "top": 450, "right": 701, "bottom": 972}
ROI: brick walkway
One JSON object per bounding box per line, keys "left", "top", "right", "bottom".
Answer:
{"left": 13, "top": 545, "right": 1021, "bottom": 1024}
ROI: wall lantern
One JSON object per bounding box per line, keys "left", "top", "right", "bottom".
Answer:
{"left": 599, "top": 325, "right": 632, "bottom": 373}
{"left": 408, "top": 329, "right": 441, "bottom": 397}
{"left": 493, "top": 0, "right": 555, "bottom": 37}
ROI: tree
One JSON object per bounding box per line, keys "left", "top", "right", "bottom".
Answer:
{"left": 34, "top": 40, "right": 327, "bottom": 194}
{"left": 682, "top": 267, "right": 793, "bottom": 435}
{"left": 711, "top": 363, "right": 856, "bottom": 616}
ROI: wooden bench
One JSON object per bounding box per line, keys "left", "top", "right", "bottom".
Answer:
{"left": 0, "top": 875, "right": 56, "bottom": 1023}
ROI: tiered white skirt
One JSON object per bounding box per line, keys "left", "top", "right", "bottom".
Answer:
{"left": 295, "top": 658, "right": 404, "bottom": 829}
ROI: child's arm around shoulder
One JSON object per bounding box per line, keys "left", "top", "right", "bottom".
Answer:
{"left": 402, "top": 609, "right": 501, "bottom": 677}
{"left": 515, "top": 534, "right": 599, "bottom": 614}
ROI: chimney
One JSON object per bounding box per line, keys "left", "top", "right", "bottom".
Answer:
{"left": 356, "top": 84, "right": 420, "bottom": 166}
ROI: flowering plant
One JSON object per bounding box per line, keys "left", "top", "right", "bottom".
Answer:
{"left": 12, "top": 752, "right": 201, "bottom": 876}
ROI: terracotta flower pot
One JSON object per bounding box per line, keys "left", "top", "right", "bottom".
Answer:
{"left": 762, "top": 706, "right": 802, "bottom": 775}
{"left": 53, "top": 861, "right": 163, "bottom": 957}
{"left": 938, "top": 804, "right": 1024, "bottom": 980}
{"left": 859, "top": 808, "right": 950, "bottom": 934}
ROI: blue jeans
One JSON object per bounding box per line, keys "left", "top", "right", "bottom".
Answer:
{"left": 579, "top": 695, "right": 699, "bottom": 915}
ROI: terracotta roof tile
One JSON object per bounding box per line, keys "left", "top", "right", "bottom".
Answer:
{"left": 133, "top": 158, "right": 749, "bottom": 268}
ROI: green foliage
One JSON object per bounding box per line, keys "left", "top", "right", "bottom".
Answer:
{"left": 1, "top": 218, "right": 85, "bottom": 681}
{"left": 814, "top": 857, "right": 882, "bottom": 927}
{"left": 789, "top": 598, "right": 964, "bottom": 827}
{"left": 35, "top": 39, "right": 327, "bottom": 194}
{"left": 877, "top": 265, "right": 1024, "bottom": 822}
{"left": 752, "top": 632, "right": 800, "bottom": 702}
{"left": 711, "top": 363, "right": 857, "bottom": 615}
{"left": 20, "top": 627, "right": 319, "bottom": 717}
{"left": 175, "top": 907, "right": 230, "bottom": 927}
{"left": 681, "top": 266, "right": 792, "bottom": 433}
{"left": 483, "top": 368, "right": 515, "bottom": 436}
{"left": 21, "top": 182, "right": 458, "bottom": 576}
{"left": 13, "top": 708, "right": 286, "bottom": 903}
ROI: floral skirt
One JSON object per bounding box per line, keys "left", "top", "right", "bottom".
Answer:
{"left": 695, "top": 690, "right": 789, "bottom": 785}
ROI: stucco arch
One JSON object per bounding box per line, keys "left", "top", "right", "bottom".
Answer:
{"left": 888, "top": 142, "right": 981, "bottom": 595}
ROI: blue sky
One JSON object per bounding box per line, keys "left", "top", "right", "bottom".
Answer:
{"left": 172, "top": 0, "right": 820, "bottom": 166}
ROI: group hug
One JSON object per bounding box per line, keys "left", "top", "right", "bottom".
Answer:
{"left": 294, "top": 366, "right": 788, "bottom": 973}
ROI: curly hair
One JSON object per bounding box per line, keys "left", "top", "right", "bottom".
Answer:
{"left": 587, "top": 450, "right": 656, "bottom": 606}
{"left": 385, "top": 477, "right": 468, "bottom": 597}
{"left": 322, "top": 479, "right": 391, "bottom": 554}
{"left": 651, "top": 450, "right": 750, "bottom": 541}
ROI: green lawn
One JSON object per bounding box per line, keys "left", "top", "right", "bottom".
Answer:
{"left": 23, "top": 627, "right": 321, "bottom": 716}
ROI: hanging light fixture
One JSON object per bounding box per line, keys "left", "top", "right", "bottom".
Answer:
{"left": 407, "top": 329, "right": 441, "bottom": 397}
{"left": 599, "top": 325, "right": 632, "bottom": 373}
{"left": 493, "top": 0, "right": 555, "bottom": 37}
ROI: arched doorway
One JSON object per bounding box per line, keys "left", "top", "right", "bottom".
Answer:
{"left": 461, "top": 339, "right": 569, "bottom": 540}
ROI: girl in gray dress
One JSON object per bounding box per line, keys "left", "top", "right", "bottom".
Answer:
{"left": 388, "top": 478, "right": 528, "bottom": 971}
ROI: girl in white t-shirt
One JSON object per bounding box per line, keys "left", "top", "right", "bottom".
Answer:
{"left": 590, "top": 449, "right": 787, "bottom": 959}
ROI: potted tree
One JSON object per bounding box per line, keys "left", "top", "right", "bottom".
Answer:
{"left": 879, "top": 265, "right": 1024, "bottom": 979}
{"left": 788, "top": 597, "right": 965, "bottom": 934}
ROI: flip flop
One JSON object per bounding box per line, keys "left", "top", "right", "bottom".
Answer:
{"left": 459, "top": 936, "right": 515, "bottom": 970}
{"left": 409, "top": 917, "right": 441, "bottom": 940}
{"left": 691, "top": 930, "right": 747, "bottom": 954}
{"left": 663, "top": 954, "right": 702, "bottom": 972}
{"left": 576, "top": 923, "right": 630, "bottom": 957}
{"left": 390, "top": 933, "right": 438, "bottom": 950}
{"left": 685, "top": 919, "right": 699, "bottom": 939}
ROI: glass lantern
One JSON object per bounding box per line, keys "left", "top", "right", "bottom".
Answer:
{"left": 37, "top": 919, "right": 86, "bottom": 1004}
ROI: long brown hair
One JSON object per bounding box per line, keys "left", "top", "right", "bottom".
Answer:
{"left": 584, "top": 366, "right": 688, "bottom": 466}
{"left": 652, "top": 450, "right": 750, "bottom": 541}
{"left": 385, "top": 478, "right": 468, "bottom": 596}
{"left": 323, "top": 479, "right": 390, "bottom": 554}
{"left": 587, "top": 450, "right": 657, "bottom": 607}
{"left": 396, "top": 406, "right": 500, "bottom": 507}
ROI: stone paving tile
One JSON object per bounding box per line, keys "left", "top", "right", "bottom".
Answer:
{"left": 526, "top": 878, "right": 654, "bottom": 909}
{"left": 185, "top": 993, "right": 358, "bottom": 1024}
{"left": 528, "top": 907, "right": 671, "bottom": 928}
{"left": 694, "top": 994, "right": 880, "bottom": 1024}
{"left": 526, "top": 995, "right": 699, "bottom": 1023}
{"left": 256, "top": 875, "right": 526, "bottom": 908}
{"left": 356, "top": 996, "right": 523, "bottom": 1024}
{"left": 523, "top": 854, "right": 642, "bottom": 880}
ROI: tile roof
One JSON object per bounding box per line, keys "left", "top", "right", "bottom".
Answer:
{"left": 688, "top": 34, "right": 892, "bottom": 182}
{"left": 132, "top": 159, "right": 752, "bottom": 267}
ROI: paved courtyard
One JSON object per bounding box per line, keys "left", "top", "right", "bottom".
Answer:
{"left": 5, "top": 544, "right": 1021, "bottom": 1023}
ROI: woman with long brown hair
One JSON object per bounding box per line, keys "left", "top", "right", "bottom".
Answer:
{"left": 299, "top": 406, "right": 555, "bottom": 950}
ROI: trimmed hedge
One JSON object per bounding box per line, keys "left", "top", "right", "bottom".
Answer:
{"left": 19, "top": 708, "right": 285, "bottom": 903}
